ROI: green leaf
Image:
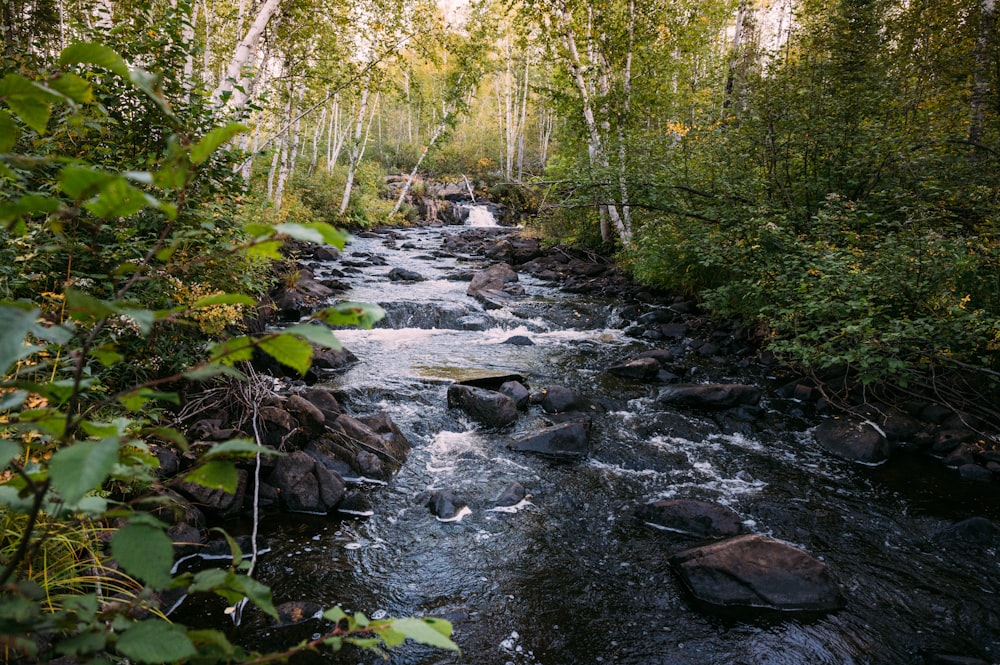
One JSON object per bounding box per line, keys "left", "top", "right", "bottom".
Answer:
{"left": 227, "top": 573, "right": 278, "bottom": 619}
{"left": 48, "top": 73, "right": 93, "bottom": 104}
{"left": 115, "top": 620, "right": 196, "bottom": 663}
{"left": 83, "top": 177, "right": 151, "bottom": 219}
{"left": 284, "top": 323, "right": 342, "bottom": 350}
{"left": 258, "top": 333, "right": 313, "bottom": 375}
{"left": 182, "top": 363, "right": 247, "bottom": 382}
{"left": 59, "top": 165, "right": 115, "bottom": 199}
{"left": 390, "top": 618, "right": 459, "bottom": 652}
{"left": 0, "top": 439, "right": 20, "bottom": 469}
{"left": 0, "top": 73, "right": 59, "bottom": 134}
{"left": 315, "top": 302, "right": 385, "bottom": 329}
{"left": 183, "top": 460, "right": 238, "bottom": 493}
{"left": 49, "top": 437, "right": 119, "bottom": 504}
{"left": 201, "top": 439, "right": 282, "bottom": 460}
{"left": 190, "top": 123, "right": 247, "bottom": 165}
{"left": 64, "top": 287, "right": 115, "bottom": 324}
{"left": 245, "top": 239, "right": 284, "bottom": 259}
{"left": 55, "top": 628, "right": 107, "bottom": 657}
{"left": 207, "top": 336, "right": 256, "bottom": 366}
{"left": 374, "top": 626, "right": 405, "bottom": 648}
{"left": 59, "top": 42, "right": 130, "bottom": 78}
{"left": 0, "top": 110, "right": 20, "bottom": 152}
{"left": 0, "top": 304, "right": 38, "bottom": 376}
{"left": 191, "top": 293, "right": 256, "bottom": 309}
{"left": 111, "top": 522, "right": 174, "bottom": 589}
{"left": 274, "top": 222, "right": 326, "bottom": 244}
{"left": 0, "top": 194, "right": 60, "bottom": 230}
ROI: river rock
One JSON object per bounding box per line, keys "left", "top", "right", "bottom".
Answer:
{"left": 814, "top": 418, "right": 891, "bottom": 464}
{"left": 636, "top": 499, "right": 745, "bottom": 538}
{"left": 502, "top": 335, "right": 534, "bottom": 346}
{"left": 657, "top": 383, "right": 762, "bottom": 410}
{"left": 467, "top": 263, "right": 518, "bottom": 297}
{"left": 447, "top": 384, "right": 519, "bottom": 427}
{"left": 274, "top": 601, "right": 324, "bottom": 627}
{"left": 310, "top": 345, "right": 358, "bottom": 371}
{"left": 499, "top": 380, "right": 530, "bottom": 410}
{"left": 337, "top": 491, "right": 374, "bottom": 518}
{"left": 303, "top": 387, "right": 342, "bottom": 421}
{"left": 387, "top": 267, "right": 426, "bottom": 282}
{"left": 284, "top": 394, "right": 325, "bottom": 433}
{"left": 670, "top": 534, "right": 844, "bottom": 615}
{"left": 509, "top": 421, "right": 589, "bottom": 459}
{"left": 958, "top": 463, "right": 993, "bottom": 483}
{"left": 608, "top": 356, "right": 662, "bottom": 381}
{"left": 175, "top": 470, "right": 248, "bottom": 520}
{"left": 934, "top": 516, "right": 1000, "bottom": 550}
{"left": 541, "top": 385, "right": 585, "bottom": 413}
{"left": 269, "top": 450, "right": 346, "bottom": 513}
{"left": 424, "top": 489, "right": 468, "bottom": 520}
{"left": 495, "top": 481, "right": 527, "bottom": 507}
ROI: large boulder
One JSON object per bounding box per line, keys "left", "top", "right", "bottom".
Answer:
{"left": 324, "top": 412, "right": 411, "bottom": 479}
{"left": 447, "top": 384, "right": 519, "bottom": 428}
{"left": 540, "top": 385, "right": 586, "bottom": 414}
{"left": 635, "top": 499, "right": 744, "bottom": 538}
{"left": 670, "top": 534, "right": 843, "bottom": 615}
{"left": 509, "top": 421, "right": 589, "bottom": 459}
{"left": 814, "top": 418, "right": 891, "bottom": 464}
{"left": 175, "top": 470, "right": 248, "bottom": 520}
{"left": 467, "top": 263, "right": 518, "bottom": 297}
{"left": 657, "top": 383, "right": 762, "bottom": 410}
{"left": 269, "top": 450, "right": 345, "bottom": 514}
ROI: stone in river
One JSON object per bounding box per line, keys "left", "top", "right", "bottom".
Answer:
{"left": 499, "top": 380, "right": 530, "bottom": 410}
{"left": 509, "top": 421, "right": 589, "bottom": 459}
{"left": 540, "top": 385, "right": 586, "bottom": 413}
{"left": 814, "top": 418, "right": 891, "bottom": 464}
{"left": 424, "top": 489, "right": 469, "bottom": 521}
{"left": 657, "top": 383, "right": 761, "bottom": 410}
{"left": 447, "top": 384, "right": 519, "bottom": 427}
{"left": 670, "top": 534, "right": 844, "bottom": 615}
{"left": 635, "top": 498, "right": 744, "bottom": 538}
{"left": 608, "top": 356, "right": 662, "bottom": 381}
{"left": 495, "top": 481, "right": 527, "bottom": 507}
{"left": 387, "top": 267, "right": 426, "bottom": 282}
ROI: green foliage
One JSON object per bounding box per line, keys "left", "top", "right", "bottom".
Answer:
{"left": 0, "top": 41, "right": 452, "bottom": 664}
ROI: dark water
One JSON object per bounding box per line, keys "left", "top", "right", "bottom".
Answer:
{"left": 184, "top": 210, "right": 1000, "bottom": 664}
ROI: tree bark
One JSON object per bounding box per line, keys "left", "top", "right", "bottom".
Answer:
{"left": 210, "top": 0, "right": 283, "bottom": 108}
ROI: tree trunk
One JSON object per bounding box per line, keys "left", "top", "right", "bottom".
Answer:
{"left": 969, "top": 0, "right": 995, "bottom": 155}
{"left": 390, "top": 117, "right": 449, "bottom": 216}
{"left": 339, "top": 83, "right": 378, "bottom": 215}
{"left": 211, "top": 0, "right": 283, "bottom": 108}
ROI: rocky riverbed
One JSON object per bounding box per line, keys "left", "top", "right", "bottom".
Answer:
{"left": 163, "top": 204, "right": 1000, "bottom": 665}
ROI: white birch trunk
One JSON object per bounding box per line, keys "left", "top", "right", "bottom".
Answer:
{"left": 310, "top": 106, "right": 327, "bottom": 175}
{"left": 211, "top": 0, "right": 283, "bottom": 108}
{"left": 339, "top": 83, "right": 374, "bottom": 215}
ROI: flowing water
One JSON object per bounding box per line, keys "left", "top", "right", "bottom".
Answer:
{"left": 195, "top": 207, "right": 1000, "bottom": 664}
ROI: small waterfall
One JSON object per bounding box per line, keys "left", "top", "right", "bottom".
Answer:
{"left": 465, "top": 204, "right": 498, "bottom": 227}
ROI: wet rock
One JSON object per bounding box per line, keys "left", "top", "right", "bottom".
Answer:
{"left": 499, "top": 380, "right": 530, "bottom": 410}
{"left": 636, "top": 499, "right": 745, "bottom": 538}
{"left": 175, "top": 470, "right": 248, "bottom": 520}
{"left": 467, "top": 263, "right": 518, "bottom": 297}
{"left": 495, "top": 481, "right": 527, "bottom": 507}
{"left": 933, "top": 429, "right": 976, "bottom": 454}
{"left": 670, "top": 534, "right": 843, "bottom": 615}
{"left": 942, "top": 443, "right": 977, "bottom": 467}
{"left": 311, "top": 245, "right": 340, "bottom": 261}
{"left": 878, "top": 410, "right": 923, "bottom": 443}
{"left": 447, "top": 384, "right": 519, "bottom": 428}
{"left": 660, "top": 323, "right": 689, "bottom": 339}
{"left": 326, "top": 413, "right": 411, "bottom": 479}
{"left": 457, "top": 315, "right": 491, "bottom": 330}
{"left": 924, "top": 655, "right": 992, "bottom": 665}
{"left": 934, "top": 516, "right": 1000, "bottom": 550}
{"left": 167, "top": 522, "right": 205, "bottom": 558}
{"left": 657, "top": 383, "right": 762, "bottom": 410}
{"left": 608, "top": 356, "right": 662, "bottom": 381}
{"left": 636, "top": 349, "right": 674, "bottom": 364}
{"left": 337, "top": 491, "right": 374, "bottom": 518}
{"left": 813, "top": 418, "right": 891, "bottom": 464}
{"left": 269, "top": 450, "right": 345, "bottom": 513}
{"left": 303, "top": 387, "right": 342, "bottom": 422}
{"left": 509, "top": 421, "right": 589, "bottom": 459}
{"left": 424, "top": 490, "right": 468, "bottom": 520}
{"left": 958, "top": 463, "right": 993, "bottom": 483}
{"left": 284, "top": 394, "right": 325, "bottom": 433}
{"left": 275, "top": 601, "right": 324, "bottom": 626}
{"left": 387, "top": 267, "right": 426, "bottom": 282}
{"left": 502, "top": 335, "right": 534, "bottom": 346}
{"left": 541, "top": 385, "right": 586, "bottom": 413}
{"left": 310, "top": 345, "right": 358, "bottom": 371}
{"left": 458, "top": 373, "right": 528, "bottom": 391}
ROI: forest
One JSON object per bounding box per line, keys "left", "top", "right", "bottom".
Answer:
{"left": 1, "top": 0, "right": 998, "bottom": 661}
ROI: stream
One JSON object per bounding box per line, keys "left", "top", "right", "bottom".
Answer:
{"left": 192, "top": 208, "right": 1000, "bottom": 664}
